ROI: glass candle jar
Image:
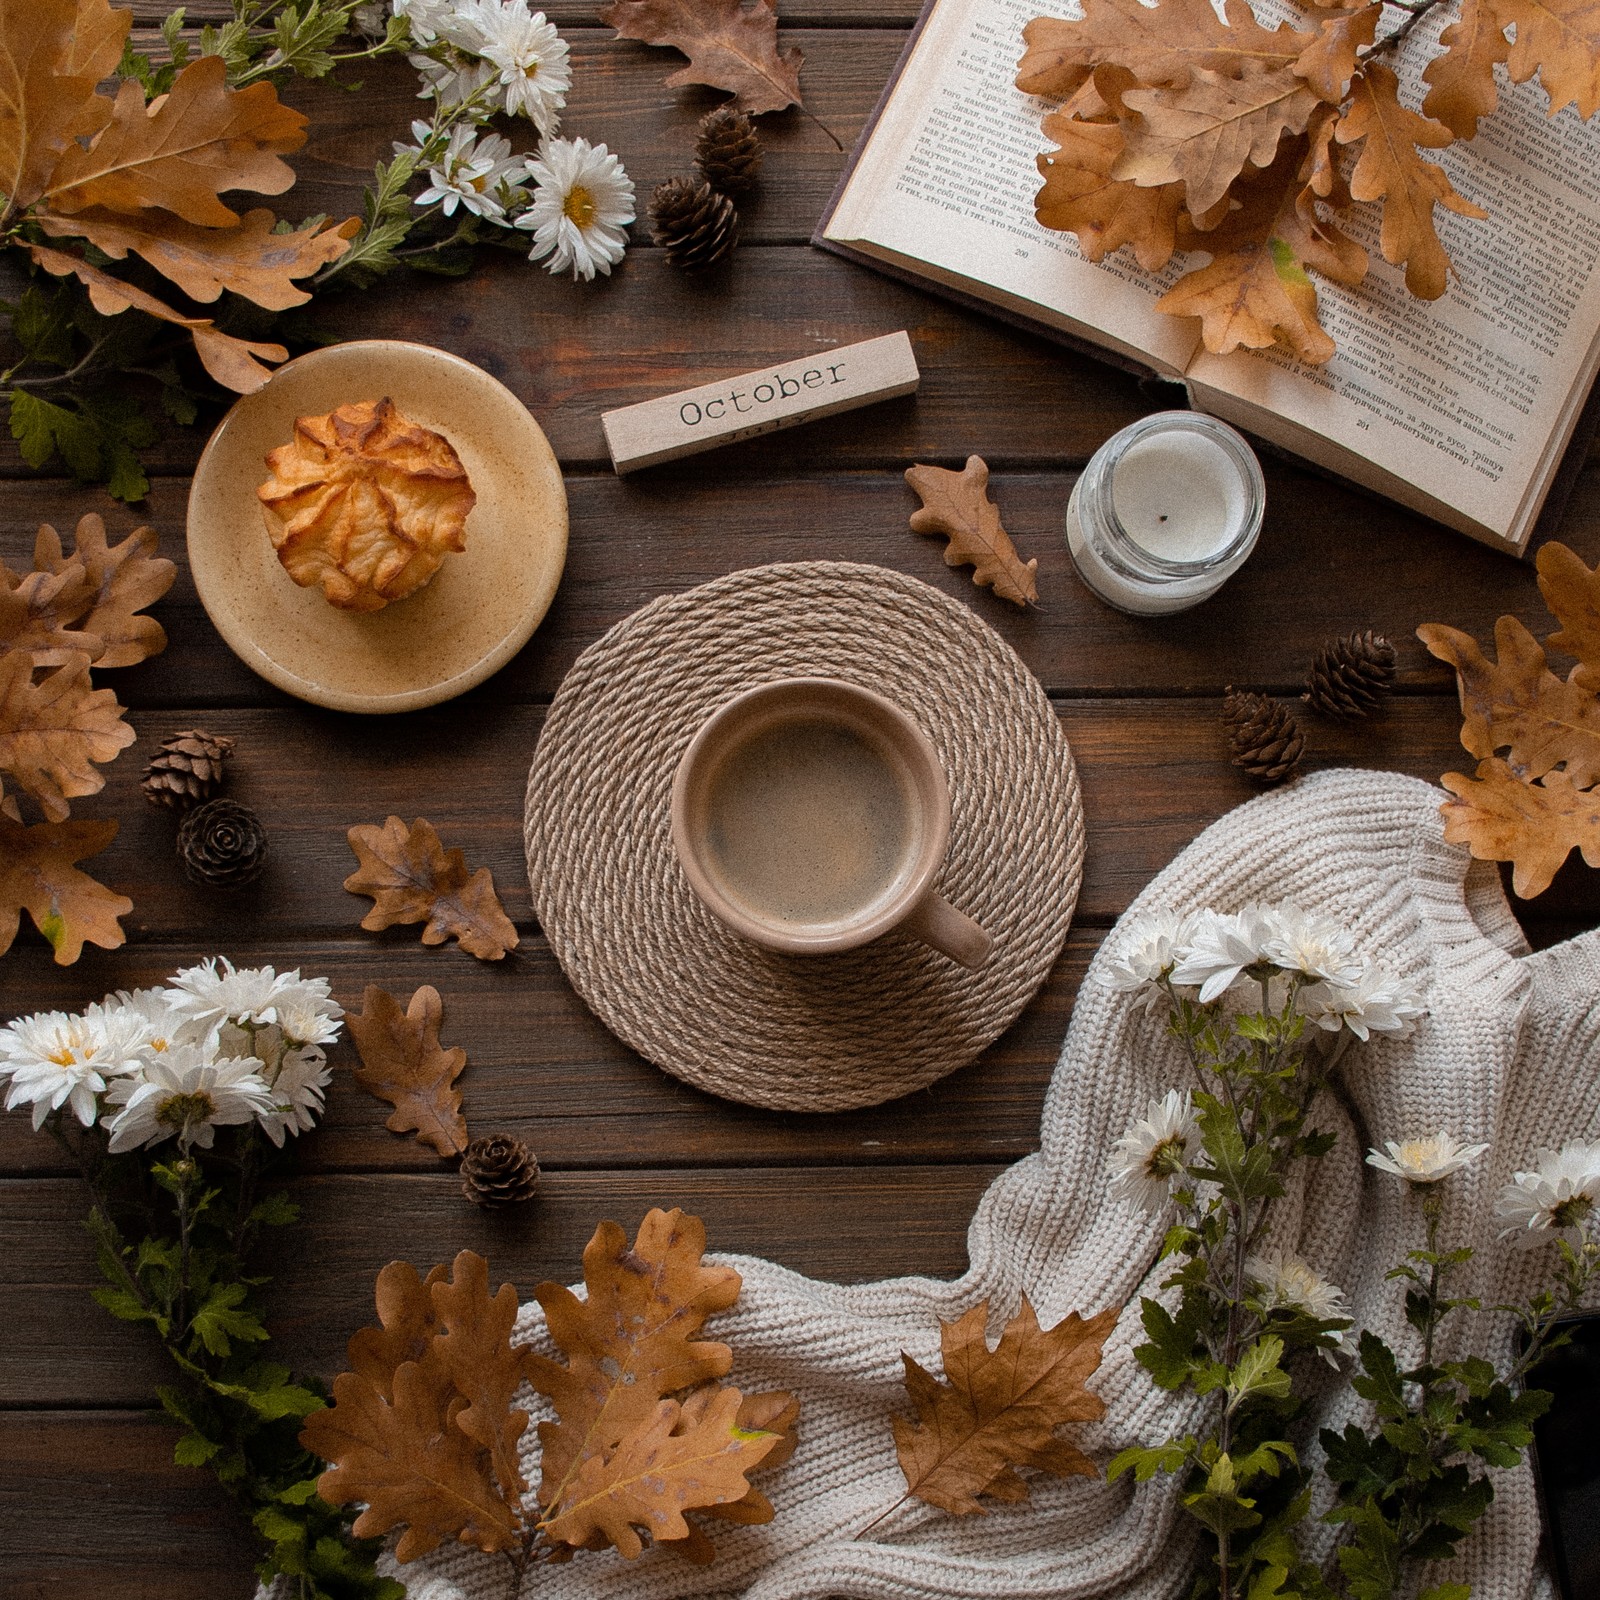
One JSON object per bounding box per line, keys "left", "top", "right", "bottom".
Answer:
{"left": 1065, "top": 412, "right": 1266, "bottom": 616}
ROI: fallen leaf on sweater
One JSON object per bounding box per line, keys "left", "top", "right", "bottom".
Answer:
{"left": 344, "top": 1261, "right": 448, "bottom": 1396}
{"left": 345, "top": 816, "right": 519, "bottom": 961}
{"left": 1440, "top": 760, "right": 1600, "bottom": 897}
{"left": 32, "top": 514, "right": 175, "bottom": 669}
{"left": 891, "top": 1296, "right": 1116, "bottom": 1515}
{"left": 346, "top": 984, "right": 469, "bottom": 1157}
{"left": 0, "top": 651, "right": 134, "bottom": 823}
{"left": 0, "top": 813, "right": 130, "bottom": 963}
{"left": 598, "top": 0, "right": 803, "bottom": 113}
{"left": 906, "top": 457, "right": 1039, "bottom": 608}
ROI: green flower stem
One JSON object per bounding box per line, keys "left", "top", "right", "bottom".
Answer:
{"left": 232, "top": 35, "right": 402, "bottom": 86}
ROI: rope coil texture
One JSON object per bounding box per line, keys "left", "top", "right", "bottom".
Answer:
{"left": 523, "top": 561, "right": 1084, "bottom": 1111}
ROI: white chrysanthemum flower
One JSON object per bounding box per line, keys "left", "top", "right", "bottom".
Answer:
{"left": 271, "top": 988, "right": 343, "bottom": 1050}
{"left": 1300, "top": 963, "right": 1425, "bottom": 1041}
{"left": 1102, "top": 908, "right": 1188, "bottom": 993}
{"left": 1246, "top": 1246, "right": 1351, "bottom": 1323}
{"left": 413, "top": 126, "right": 521, "bottom": 218}
{"left": 516, "top": 137, "right": 634, "bottom": 280}
{"left": 105, "top": 987, "right": 196, "bottom": 1058}
{"left": 410, "top": 50, "right": 497, "bottom": 107}
{"left": 105, "top": 1047, "right": 274, "bottom": 1154}
{"left": 1169, "top": 905, "right": 1278, "bottom": 1003}
{"left": 0, "top": 1007, "right": 146, "bottom": 1129}
{"left": 471, "top": 0, "right": 570, "bottom": 133}
{"left": 1367, "top": 1131, "right": 1488, "bottom": 1185}
{"left": 256, "top": 1046, "right": 333, "bottom": 1147}
{"left": 1494, "top": 1141, "right": 1600, "bottom": 1247}
{"left": 1108, "top": 1090, "right": 1197, "bottom": 1212}
{"left": 165, "top": 959, "right": 329, "bottom": 1040}
{"left": 1259, "top": 902, "right": 1362, "bottom": 987}
{"left": 393, "top": 0, "right": 458, "bottom": 44}
{"left": 352, "top": 0, "right": 391, "bottom": 37}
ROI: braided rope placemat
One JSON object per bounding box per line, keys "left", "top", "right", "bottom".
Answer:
{"left": 523, "top": 561, "right": 1084, "bottom": 1112}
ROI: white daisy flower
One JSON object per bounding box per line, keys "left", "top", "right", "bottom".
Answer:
{"left": 1300, "top": 963, "right": 1424, "bottom": 1041}
{"left": 270, "top": 988, "right": 343, "bottom": 1050}
{"left": 1258, "top": 902, "right": 1362, "bottom": 987}
{"left": 106, "top": 988, "right": 193, "bottom": 1058}
{"left": 414, "top": 126, "right": 521, "bottom": 218}
{"left": 516, "top": 137, "right": 634, "bottom": 280}
{"left": 471, "top": 0, "right": 571, "bottom": 133}
{"left": 1102, "top": 907, "right": 1188, "bottom": 993}
{"left": 0, "top": 1007, "right": 146, "bottom": 1129}
{"left": 1169, "top": 905, "right": 1278, "bottom": 1003}
{"left": 410, "top": 50, "right": 497, "bottom": 107}
{"left": 256, "top": 1046, "right": 333, "bottom": 1147}
{"left": 1367, "top": 1131, "right": 1488, "bottom": 1185}
{"left": 1494, "top": 1141, "right": 1600, "bottom": 1247}
{"left": 352, "top": 0, "right": 392, "bottom": 38}
{"left": 105, "top": 1046, "right": 274, "bottom": 1154}
{"left": 1108, "top": 1089, "right": 1198, "bottom": 1212}
{"left": 165, "top": 959, "right": 330, "bottom": 1040}
{"left": 1246, "top": 1246, "right": 1351, "bottom": 1323}
{"left": 393, "top": 0, "right": 458, "bottom": 44}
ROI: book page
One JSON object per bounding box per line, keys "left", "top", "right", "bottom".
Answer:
{"left": 1189, "top": 8, "right": 1600, "bottom": 542}
{"left": 824, "top": 0, "right": 1203, "bottom": 375}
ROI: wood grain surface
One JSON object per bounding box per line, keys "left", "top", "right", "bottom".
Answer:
{"left": 5, "top": 14, "right": 1600, "bottom": 1599}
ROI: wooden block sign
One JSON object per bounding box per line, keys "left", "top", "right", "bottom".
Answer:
{"left": 601, "top": 332, "right": 920, "bottom": 473}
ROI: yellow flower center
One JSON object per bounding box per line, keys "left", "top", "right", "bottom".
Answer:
{"left": 564, "top": 184, "right": 596, "bottom": 229}
{"left": 47, "top": 1046, "right": 78, "bottom": 1067}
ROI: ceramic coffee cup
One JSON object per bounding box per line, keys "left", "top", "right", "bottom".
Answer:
{"left": 670, "top": 677, "right": 992, "bottom": 969}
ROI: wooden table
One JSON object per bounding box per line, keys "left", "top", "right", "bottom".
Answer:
{"left": 4, "top": 7, "right": 1600, "bottom": 1595}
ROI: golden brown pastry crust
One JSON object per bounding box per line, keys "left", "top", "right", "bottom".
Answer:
{"left": 256, "top": 397, "right": 476, "bottom": 612}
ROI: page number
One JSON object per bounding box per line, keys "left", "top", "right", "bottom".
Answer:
{"left": 1015, "top": 247, "right": 1029, "bottom": 258}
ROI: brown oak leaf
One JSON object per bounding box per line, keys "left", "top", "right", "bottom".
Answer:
{"left": 599, "top": 0, "right": 802, "bottom": 113}
{"left": 1334, "top": 64, "right": 1486, "bottom": 300}
{"left": 344, "top": 815, "right": 519, "bottom": 961}
{"left": 28, "top": 244, "right": 289, "bottom": 393}
{"left": 905, "top": 456, "right": 1039, "bottom": 607}
{"left": 1440, "top": 759, "right": 1600, "bottom": 897}
{"left": 0, "top": 564, "right": 102, "bottom": 666}
{"left": 42, "top": 54, "right": 307, "bottom": 227}
{"left": 0, "top": 651, "right": 134, "bottom": 823}
{"left": 36, "top": 208, "right": 359, "bottom": 312}
{"left": 892, "top": 1297, "right": 1117, "bottom": 1516}
{"left": 1537, "top": 540, "right": 1600, "bottom": 691}
{"left": 0, "top": 814, "right": 130, "bottom": 964}
{"left": 32, "top": 514, "right": 175, "bottom": 669}
{"left": 1417, "top": 615, "right": 1600, "bottom": 787}
{"left": 1421, "top": 0, "right": 1513, "bottom": 137}
{"left": 345, "top": 1261, "right": 448, "bottom": 1398}
{"left": 1114, "top": 64, "right": 1321, "bottom": 217}
{"left": 1017, "top": 0, "right": 1311, "bottom": 101}
{"left": 347, "top": 985, "right": 469, "bottom": 1156}
{"left": 1491, "top": 0, "right": 1600, "bottom": 119}
{"left": 1292, "top": 4, "right": 1380, "bottom": 103}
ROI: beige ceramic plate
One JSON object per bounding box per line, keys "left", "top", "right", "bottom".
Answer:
{"left": 188, "top": 340, "right": 567, "bottom": 713}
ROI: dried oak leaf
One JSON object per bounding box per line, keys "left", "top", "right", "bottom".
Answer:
{"left": 1537, "top": 540, "right": 1600, "bottom": 691}
{"left": 345, "top": 816, "right": 519, "bottom": 961}
{"left": 906, "top": 456, "right": 1039, "bottom": 608}
{"left": 36, "top": 208, "right": 359, "bottom": 313}
{"left": 0, "top": 813, "right": 130, "bottom": 964}
{"left": 29, "top": 243, "right": 289, "bottom": 394}
{"left": 0, "top": 564, "right": 102, "bottom": 666}
{"left": 42, "top": 54, "right": 307, "bottom": 227}
{"left": 1420, "top": 0, "right": 1512, "bottom": 137}
{"left": 1440, "top": 759, "right": 1600, "bottom": 898}
{"left": 598, "top": 0, "right": 803, "bottom": 114}
{"left": 1424, "top": 0, "right": 1600, "bottom": 131}
{"left": 1016, "top": 0, "right": 1310, "bottom": 101}
{"left": 1417, "top": 614, "right": 1600, "bottom": 787}
{"left": 345, "top": 1261, "right": 448, "bottom": 1398}
{"left": 346, "top": 984, "right": 469, "bottom": 1157}
{"left": 1334, "top": 64, "right": 1486, "bottom": 301}
{"left": 893, "top": 1297, "right": 1116, "bottom": 1515}
{"left": 0, "top": 651, "right": 134, "bottom": 823}
{"left": 32, "top": 513, "right": 175, "bottom": 669}
{"left": 1292, "top": 4, "right": 1380, "bottom": 103}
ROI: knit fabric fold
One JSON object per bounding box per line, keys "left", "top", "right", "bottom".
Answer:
{"left": 304, "top": 769, "right": 1600, "bottom": 1600}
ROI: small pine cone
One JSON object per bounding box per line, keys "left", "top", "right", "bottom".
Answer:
{"left": 177, "top": 798, "right": 268, "bottom": 888}
{"left": 650, "top": 176, "right": 739, "bottom": 271}
{"left": 461, "top": 1134, "right": 540, "bottom": 1207}
{"left": 1304, "top": 629, "right": 1398, "bottom": 719}
{"left": 142, "top": 729, "right": 235, "bottom": 811}
{"left": 695, "top": 106, "right": 763, "bottom": 196}
{"left": 1223, "top": 689, "right": 1305, "bottom": 786}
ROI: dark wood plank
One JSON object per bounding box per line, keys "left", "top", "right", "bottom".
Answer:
{"left": 0, "top": 1413, "right": 256, "bottom": 1600}
{"left": 130, "top": 0, "right": 928, "bottom": 27}
{"left": 5, "top": 465, "right": 1597, "bottom": 708}
{"left": 1, "top": 1164, "right": 1003, "bottom": 1405}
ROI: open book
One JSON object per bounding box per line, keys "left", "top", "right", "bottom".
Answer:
{"left": 815, "top": 0, "right": 1600, "bottom": 554}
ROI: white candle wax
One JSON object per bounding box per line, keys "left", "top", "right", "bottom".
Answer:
{"left": 1065, "top": 413, "right": 1265, "bottom": 616}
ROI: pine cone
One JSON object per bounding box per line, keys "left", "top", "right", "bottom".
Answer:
{"left": 177, "top": 799, "right": 268, "bottom": 888}
{"left": 142, "top": 728, "right": 235, "bottom": 811}
{"left": 695, "top": 107, "right": 763, "bottom": 196}
{"left": 650, "top": 176, "right": 738, "bottom": 271}
{"left": 1304, "top": 629, "right": 1397, "bottom": 719}
{"left": 460, "top": 1134, "right": 540, "bottom": 1207}
{"left": 1223, "top": 689, "right": 1304, "bottom": 785}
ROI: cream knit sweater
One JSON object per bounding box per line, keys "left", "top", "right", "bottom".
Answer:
{"left": 336, "top": 770, "right": 1600, "bottom": 1600}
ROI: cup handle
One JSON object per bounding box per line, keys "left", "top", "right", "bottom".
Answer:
{"left": 903, "top": 891, "right": 993, "bottom": 970}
